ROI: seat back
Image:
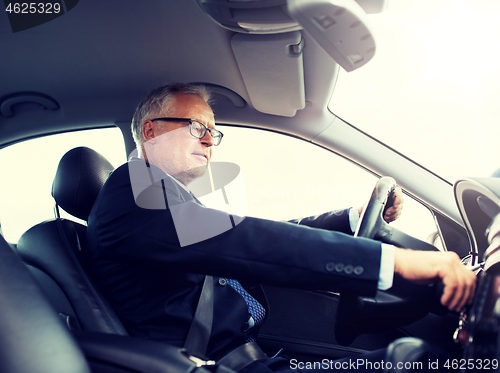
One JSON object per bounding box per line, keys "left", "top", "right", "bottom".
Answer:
{"left": 16, "top": 146, "right": 127, "bottom": 335}
{"left": 0, "top": 233, "right": 91, "bottom": 373}
{"left": 3, "top": 232, "right": 215, "bottom": 373}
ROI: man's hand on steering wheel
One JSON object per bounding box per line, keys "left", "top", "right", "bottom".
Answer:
{"left": 383, "top": 186, "right": 404, "bottom": 223}
{"left": 394, "top": 248, "right": 476, "bottom": 312}
{"left": 354, "top": 177, "right": 475, "bottom": 312}
{"left": 358, "top": 186, "right": 404, "bottom": 223}
{"left": 336, "top": 177, "right": 476, "bottom": 344}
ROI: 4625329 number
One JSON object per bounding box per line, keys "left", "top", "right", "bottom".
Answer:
{"left": 5, "top": 2, "right": 61, "bottom": 14}
{"left": 444, "top": 359, "right": 498, "bottom": 370}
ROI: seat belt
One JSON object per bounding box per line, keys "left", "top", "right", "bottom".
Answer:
{"left": 184, "top": 275, "right": 214, "bottom": 355}
{"left": 183, "top": 275, "right": 268, "bottom": 371}
{"left": 217, "top": 342, "right": 268, "bottom": 372}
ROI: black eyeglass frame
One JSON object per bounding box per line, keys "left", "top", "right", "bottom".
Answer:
{"left": 150, "top": 117, "right": 224, "bottom": 146}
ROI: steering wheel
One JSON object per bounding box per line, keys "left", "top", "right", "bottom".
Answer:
{"left": 354, "top": 176, "right": 439, "bottom": 250}
{"left": 354, "top": 176, "right": 397, "bottom": 239}
{"left": 334, "top": 177, "right": 442, "bottom": 346}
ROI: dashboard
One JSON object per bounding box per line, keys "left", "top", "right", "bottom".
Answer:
{"left": 454, "top": 177, "right": 500, "bottom": 361}
{"left": 454, "top": 177, "right": 500, "bottom": 265}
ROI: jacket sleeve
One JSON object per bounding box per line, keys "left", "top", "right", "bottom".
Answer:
{"left": 287, "top": 208, "right": 353, "bottom": 235}
{"left": 88, "top": 164, "right": 382, "bottom": 296}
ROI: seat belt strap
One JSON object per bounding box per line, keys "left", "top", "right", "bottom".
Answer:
{"left": 184, "top": 276, "right": 268, "bottom": 371}
{"left": 217, "top": 342, "right": 268, "bottom": 372}
{"left": 183, "top": 275, "right": 214, "bottom": 355}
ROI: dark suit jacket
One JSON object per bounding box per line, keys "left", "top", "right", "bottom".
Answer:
{"left": 87, "top": 159, "right": 382, "bottom": 359}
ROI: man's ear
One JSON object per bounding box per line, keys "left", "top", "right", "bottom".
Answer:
{"left": 142, "top": 120, "right": 156, "bottom": 143}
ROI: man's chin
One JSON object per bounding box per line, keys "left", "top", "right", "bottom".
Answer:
{"left": 174, "top": 165, "right": 207, "bottom": 186}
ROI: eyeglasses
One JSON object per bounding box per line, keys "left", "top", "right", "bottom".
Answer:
{"left": 150, "top": 118, "right": 223, "bottom": 146}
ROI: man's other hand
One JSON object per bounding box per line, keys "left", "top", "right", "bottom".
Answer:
{"left": 394, "top": 249, "right": 476, "bottom": 312}
{"left": 358, "top": 186, "right": 404, "bottom": 223}
{"left": 383, "top": 186, "right": 403, "bottom": 223}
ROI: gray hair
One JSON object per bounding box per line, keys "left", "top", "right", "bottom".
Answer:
{"left": 131, "top": 83, "right": 212, "bottom": 148}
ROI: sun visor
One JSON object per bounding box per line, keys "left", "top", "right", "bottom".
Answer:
{"left": 231, "top": 31, "right": 305, "bottom": 117}
{"left": 287, "top": 0, "right": 376, "bottom": 72}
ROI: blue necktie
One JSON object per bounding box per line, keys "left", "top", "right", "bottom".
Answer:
{"left": 226, "top": 278, "right": 266, "bottom": 341}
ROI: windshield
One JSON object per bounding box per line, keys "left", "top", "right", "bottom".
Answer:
{"left": 329, "top": 0, "right": 500, "bottom": 183}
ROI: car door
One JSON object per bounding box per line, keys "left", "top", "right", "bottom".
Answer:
{"left": 210, "top": 125, "right": 466, "bottom": 361}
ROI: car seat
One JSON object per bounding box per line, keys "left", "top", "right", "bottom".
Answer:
{"left": 0, "top": 231, "right": 91, "bottom": 373}
{"left": 16, "top": 146, "right": 128, "bottom": 335}
{"left": 1, "top": 231, "right": 220, "bottom": 373}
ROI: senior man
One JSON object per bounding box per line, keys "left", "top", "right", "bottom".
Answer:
{"left": 87, "top": 83, "right": 475, "bottom": 372}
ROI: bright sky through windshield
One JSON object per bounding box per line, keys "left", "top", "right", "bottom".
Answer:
{"left": 329, "top": 0, "right": 500, "bottom": 183}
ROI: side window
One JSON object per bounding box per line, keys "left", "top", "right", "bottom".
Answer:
{"left": 210, "top": 126, "right": 438, "bottom": 243}
{"left": 0, "top": 127, "right": 127, "bottom": 243}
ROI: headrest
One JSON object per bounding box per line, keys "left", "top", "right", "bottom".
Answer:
{"left": 52, "top": 147, "right": 114, "bottom": 221}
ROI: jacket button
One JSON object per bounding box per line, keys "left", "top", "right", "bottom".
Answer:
{"left": 344, "top": 265, "right": 353, "bottom": 274}
{"left": 218, "top": 278, "right": 228, "bottom": 286}
{"left": 354, "top": 266, "right": 364, "bottom": 275}
{"left": 335, "top": 263, "right": 344, "bottom": 272}
{"left": 326, "top": 262, "right": 335, "bottom": 272}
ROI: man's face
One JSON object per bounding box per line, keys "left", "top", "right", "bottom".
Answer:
{"left": 142, "top": 94, "right": 216, "bottom": 186}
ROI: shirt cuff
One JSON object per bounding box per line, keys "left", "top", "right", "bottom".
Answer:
{"left": 348, "top": 207, "right": 360, "bottom": 233}
{"left": 378, "top": 244, "right": 395, "bottom": 290}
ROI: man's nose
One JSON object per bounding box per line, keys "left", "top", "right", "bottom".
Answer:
{"left": 200, "top": 130, "right": 214, "bottom": 146}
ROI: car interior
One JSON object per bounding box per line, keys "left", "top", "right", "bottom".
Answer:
{"left": 2, "top": 0, "right": 500, "bottom": 372}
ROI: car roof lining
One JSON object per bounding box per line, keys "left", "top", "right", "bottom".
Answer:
{"left": 0, "top": 0, "right": 339, "bottom": 148}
